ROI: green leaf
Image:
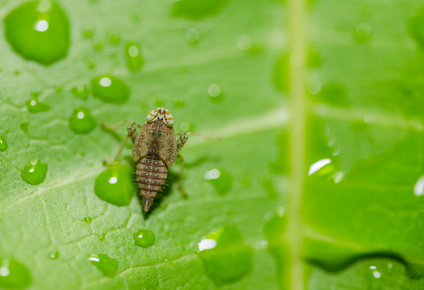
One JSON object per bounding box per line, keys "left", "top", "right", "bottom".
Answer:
{"left": 0, "top": 0, "right": 285, "bottom": 289}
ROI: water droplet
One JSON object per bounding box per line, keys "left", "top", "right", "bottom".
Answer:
{"left": 186, "top": 28, "right": 200, "bottom": 43}
{"left": 307, "top": 79, "right": 322, "bottom": 95}
{"left": 0, "top": 138, "right": 8, "bottom": 152}
{"left": 26, "top": 98, "right": 50, "bottom": 113}
{"left": 125, "top": 43, "right": 143, "bottom": 71}
{"left": 98, "top": 233, "right": 106, "bottom": 241}
{"left": 82, "top": 27, "right": 94, "bottom": 38}
{"left": 260, "top": 174, "right": 279, "bottom": 199}
{"left": 94, "top": 163, "right": 134, "bottom": 206}
{"left": 236, "top": 35, "right": 253, "bottom": 51}
{"left": 308, "top": 158, "right": 332, "bottom": 175}
{"left": 89, "top": 254, "right": 118, "bottom": 277}
{"left": 20, "top": 122, "right": 29, "bottom": 134}
{"left": 198, "top": 225, "right": 253, "bottom": 286}
{"left": 133, "top": 229, "right": 155, "bottom": 248}
{"left": 108, "top": 31, "right": 120, "bottom": 44}
{"left": 93, "top": 40, "right": 104, "bottom": 50}
{"left": 312, "top": 82, "right": 349, "bottom": 107}
{"left": 49, "top": 251, "right": 59, "bottom": 259}
{"left": 179, "top": 121, "right": 193, "bottom": 132}
{"left": 106, "top": 47, "right": 117, "bottom": 57}
{"left": 91, "top": 75, "right": 130, "bottom": 104}
{"left": 54, "top": 84, "right": 63, "bottom": 92}
{"left": 69, "top": 107, "right": 97, "bottom": 134}
{"left": 71, "top": 85, "right": 89, "bottom": 100}
{"left": 173, "top": 0, "right": 229, "bottom": 19}
{"left": 4, "top": 1, "right": 70, "bottom": 65}
{"left": 0, "top": 258, "right": 31, "bottom": 289}
{"left": 21, "top": 160, "right": 48, "bottom": 185}
{"left": 84, "top": 56, "right": 95, "bottom": 70}
{"left": 208, "top": 84, "right": 223, "bottom": 103}
{"left": 355, "top": 22, "right": 372, "bottom": 40}
{"left": 204, "top": 168, "right": 233, "bottom": 196}
{"left": 307, "top": 42, "right": 327, "bottom": 67}
{"left": 83, "top": 217, "right": 92, "bottom": 224}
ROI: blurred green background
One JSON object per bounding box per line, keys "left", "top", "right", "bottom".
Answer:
{"left": 1, "top": 0, "right": 424, "bottom": 289}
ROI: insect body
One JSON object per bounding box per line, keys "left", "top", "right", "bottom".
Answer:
{"left": 103, "top": 107, "right": 188, "bottom": 212}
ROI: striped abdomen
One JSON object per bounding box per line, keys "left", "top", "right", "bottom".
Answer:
{"left": 136, "top": 154, "right": 168, "bottom": 212}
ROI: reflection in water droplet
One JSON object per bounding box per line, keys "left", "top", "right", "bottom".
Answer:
{"left": 172, "top": 0, "right": 229, "bottom": 19}
{"left": 21, "top": 160, "right": 48, "bottom": 185}
{"left": 83, "top": 217, "right": 92, "bottom": 224}
{"left": 71, "top": 85, "right": 89, "bottom": 100}
{"left": 89, "top": 254, "right": 118, "bottom": 277}
{"left": 98, "top": 233, "right": 106, "bottom": 241}
{"left": 4, "top": 1, "right": 70, "bottom": 65}
{"left": 49, "top": 251, "right": 59, "bottom": 259}
{"left": 0, "top": 258, "right": 31, "bottom": 289}
{"left": 91, "top": 75, "right": 130, "bottom": 104}
{"left": 94, "top": 164, "right": 134, "bottom": 206}
{"left": 133, "top": 229, "right": 155, "bottom": 248}
{"left": 236, "top": 35, "right": 253, "bottom": 51}
{"left": 205, "top": 168, "right": 233, "bottom": 196}
{"left": 125, "top": 42, "right": 143, "bottom": 71}
{"left": 26, "top": 98, "right": 50, "bottom": 113}
{"left": 0, "top": 138, "right": 8, "bottom": 152}
{"left": 198, "top": 225, "right": 253, "bottom": 286}
{"left": 186, "top": 28, "right": 200, "bottom": 43}
{"left": 414, "top": 176, "right": 424, "bottom": 196}
{"left": 69, "top": 107, "right": 96, "bottom": 134}
{"left": 308, "top": 158, "right": 331, "bottom": 175}
{"left": 356, "top": 22, "right": 372, "bottom": 39}
{"left": 208, "top": 84, "right": 223, "bottom": 103}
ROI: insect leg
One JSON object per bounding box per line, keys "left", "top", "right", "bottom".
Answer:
{"left": 176, "top": 133, "right": 189, "bottom": 152}
{"left": 101, "top": 120, "right": 143, "bottom": 131}
{"left": 177, "top": 154, "right": 188, "bottom": 198}
{"left": 127, "top": 125, "right": 137, "bottom": 143}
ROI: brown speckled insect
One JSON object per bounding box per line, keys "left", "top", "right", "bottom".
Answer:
{"left": 102, "top": 107, "right": 188, "bottom": 212}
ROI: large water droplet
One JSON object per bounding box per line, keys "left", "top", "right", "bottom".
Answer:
{"left": 198, "top": 225, "right": 253, "bottom": 286}
{"left": 69, "top": 107, "right": 97, "bottom": 134}
{"left": 21, "top": 160, "right": 48, "bottom": 185}
{"left": 94, "top": 163, "right": 134, "bottom": 206}
{"left": 4, "top": 1, "right": 70, "bottom": 65}
{"left": 26, "top": 98, "right": 50, "bottom": 113}
{"left": 125, "top": 43, "right": 143, "bottom": 71}
{"left": 89, "top": 254, "right": 118, "bottom": 277}
{"left": 0, "top": 137, "right": 8, "bottom": 152}
{"left": 204, "top": 168, "right": 233, "bottom": 196}
{"left": 172, "top": 0, "right": 229, "bottom": 19}
{"left": 0, "top": 258, "right": 31, "bottom": 289}
{"left": 91, "top": 75, "right": 130, "bottom": 104}
{"left": 133, "top": 229, "right": 155, "bottom": 248}
{"left": 71, "top": 85, "right": 89, "bottom": 100}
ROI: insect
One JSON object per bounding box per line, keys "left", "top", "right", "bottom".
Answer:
{"left": 102, "top": 107, "right": 188, "bottom": 212}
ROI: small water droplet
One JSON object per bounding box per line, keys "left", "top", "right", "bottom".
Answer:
{"left": 54, "top": 84, "right": 63, "bottom": 92}
{"left": 49, "top": 251, "right": 59, "bottom": 259}
{"left": 236, "top": 35, "right": 252, "bottom": 51}
{"left": 125, "top": 42, "right": 143, "bottom": 71}
{"left": 69, "top": 107, "right": 97, "bottom": 134}
{"left": 71, "top": 85, "right": 89, "bottom": 100}
{"left": 208, "top": 84, "right": 223, "bottom": 103}
{"left": 179, "top": 121, "right": 193, "bottom": 132}
{"left": 173, "top": 0, "right": 229, "bottom": 19}
{"left": 84, "top": 56, "right": 95, "bottom": 70}
{"left": 0, "top": 258, "right": 31, "bottom": 289}
{"left": 307, "top": 79, "right": 322, "bottom": 95}
{"left": 133, "top": 229, "right": 155, "bottom": 248}
{"left": 26, "top": 98, "right": 50, "bottom": 113}
{"left": 98, "top": 233, "right": 106, "bottom": 241}
{"left": 204, "top": 168, "right": 233, "bottom": 196}
{"left": 20, "top": 122, "right": 29, "bottom": 134}
{"left": 82, "top": 27, "right": 94, "bottom": 38}
{"left": 21, "top": 160, "right": 48, "bottom": 185}
{"left": 83, "top": 217, "right": 92, "bottom": 224}
{"left": 93, "top": 40, "right": 104, "bottom": 50}
{"left": 355, "top": 22, "right": 372, "bottom": 39}
{"left": 4, "top": 1, "right": 70, "bottom": 65}
{"left": 89, "top": 254, "right": 118, "bottom": 277}
{"left": 260, "top": 174, "right": 279, "bottom": 199}
{"left": 106, "top": 47, "right": 117, "bottom": 57}
{"left": 0, "top": 138, "right": 8, "bottom": 152}
{"left": 108, "top": 31, "right": 120, "bottom": 44}
{"left": 198, "top": 225, "right": 253, "bottom": 286}
{"left": 186, "top": 28, "right": 200, "bottom": 43}
{"left": 91, "top": 75, "right": 130, "bottom": 104}
{"left": 94, "top": 163, "right": 134, "bottom": 206}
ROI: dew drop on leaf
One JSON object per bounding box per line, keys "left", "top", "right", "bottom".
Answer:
{"left": 4, "top": 1, "right": 70, "bottom": 65}
{"left": 236, "top": 35, "right": 253, "bottom": 51}
{"left": 355, "top": 22, "right": 372, "bottom": 40}
{"left": 204, "top": 168, "right": 233, "bottom": 196}
{"left": 71, "top": 85, "right": 89, "bottom": 100}
{"left": 88, "top": 254, "right": 118, "bottom": 277}
{"left": 108, "top": 31, "right": 120, "bottom": 44}
{"left": 0, "top": 258, "right": 31, "bottom": 289}
{"left": 186, "top": 28, "right": 200, "bottom": 43}
{"left": 83, "top": 217, "right": 92, "bottom": 224}
{"left": 94, "top": 164, "right": 134, "bottom": 206}
{"left": 259, "top": 173, "right": 279, "bottom": 200}
{"left": 125, "top": 42, "right": 143, "bottom": 71}
{"left": 179, "top": 121, "right": 193, "bottom": 132}
{"left": 26, "top": 98, "right": 50, "bottom": 113}
{"left": 198, "top": 225, "right": 253, "bottom": 286}
{"left": 91, "top": 75, "right": 130, "bottom": 104}
{"left": 208, "top": 84, "right": 224, "bottom": 103}
{"left": 82, "top": 27, "right": 94, "bottom": 38}
{"left": 0, "top": 137, "right": 8, "bottom": 152}
{"left": 93, "top": 40, "right": 104, "bottom": 50}
{"left": 98, "top": 233, "right": 106, "bottom": 241}
{"left": 49, "top": 251, "right": 59, "bottom": 259}
{"left": 133, "top": 229, "right": 155, "bottom": 248}
{"left": 21, "top": 160, "right": 48, "bottom": 185}
{"left": 19, "top": 122, "right": 29, "bottom": 134}
{"left": 68, "top": 107, "right": 97, "bottom": 134}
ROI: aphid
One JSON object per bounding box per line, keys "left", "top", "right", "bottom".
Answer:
{"left": 102, "top": 107, "right": 188, "bottom": 212}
